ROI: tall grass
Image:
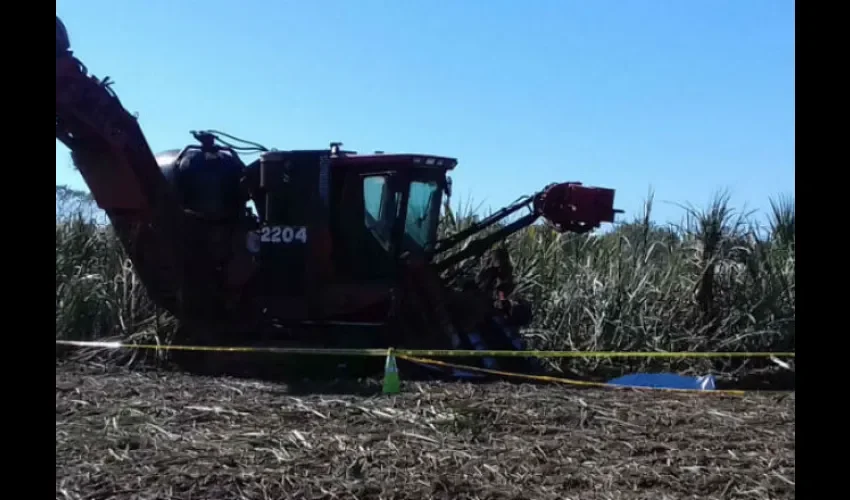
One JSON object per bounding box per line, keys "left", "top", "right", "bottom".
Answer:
{"left": 56, "top": 185, "right": 794, "bottom": 377}
{"left": 56, "top": 186, "right": 175, "bottom": 364}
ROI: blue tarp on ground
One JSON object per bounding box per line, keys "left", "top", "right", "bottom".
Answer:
{"left": 607, "top": 373, "right": 716, "bottom": 391}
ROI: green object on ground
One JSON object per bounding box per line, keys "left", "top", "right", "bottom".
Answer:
{"left": 382, "top": 349, "right": 400, "bottom": 394}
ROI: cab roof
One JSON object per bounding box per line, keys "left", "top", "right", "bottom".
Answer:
{"left": 333, "top": 153, "right": 458, "bottom": 170}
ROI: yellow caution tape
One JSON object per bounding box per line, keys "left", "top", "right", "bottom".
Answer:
{"left": 396, "top": 354, "right": 750, "bottom": 397}
{"left": 55, "top": 340, "right": 389, "bottom": 356}
{"left": 57, "top": 340, "right": 788, "bottom": 395}
{"left": 395, "top": 349, "right": 795, "bottom": 359}
{"left": 55, "top": 340, "right": 795, "bottom": 359}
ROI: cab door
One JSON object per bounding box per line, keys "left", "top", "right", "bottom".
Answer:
{"left": 332, "top": 168, "right": 403, "bottom": 282}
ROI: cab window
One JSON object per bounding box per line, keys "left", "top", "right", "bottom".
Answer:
{"left": 403, "top": 180, "right": 440, "bottom": 251}
{"left": 363, "top": 175, "right": 398, "bottom": 249}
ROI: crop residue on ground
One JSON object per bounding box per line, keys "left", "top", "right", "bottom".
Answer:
{"left": 56, "top": 361, "right": 794, "bottom": 500}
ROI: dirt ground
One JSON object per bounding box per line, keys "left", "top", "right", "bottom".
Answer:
{"left": 56, "top": 361, "right": 794, "bottom": 500}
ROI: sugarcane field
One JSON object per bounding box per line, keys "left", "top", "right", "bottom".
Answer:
{"left": 56, "top": 2, "right": 794, "bottom": 499}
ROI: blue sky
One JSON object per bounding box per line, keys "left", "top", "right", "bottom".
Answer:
{"left": 56, "top": 0, "right": 794, "bottom": 227}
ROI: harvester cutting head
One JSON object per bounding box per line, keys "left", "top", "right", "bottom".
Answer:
{"left": 535, "top": 182, "right": 619, "bottom": 233}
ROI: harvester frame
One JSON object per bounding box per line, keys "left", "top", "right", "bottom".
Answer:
{"left": 55, "top": 16, "right": 621, "bottom": 379}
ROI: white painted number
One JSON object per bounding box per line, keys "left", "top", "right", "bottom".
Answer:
{"left": 259, "top": 226, "right": 308, "bottom": 244}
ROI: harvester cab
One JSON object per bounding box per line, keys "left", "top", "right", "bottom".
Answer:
{"left": 317, "top": 149, "right": 455, "bottom": 279}
{"left": 159, "top": 130, "right": 457, "bottom": 288}
{"left": 56, "top": 14, "right": 622, "bottom": 378}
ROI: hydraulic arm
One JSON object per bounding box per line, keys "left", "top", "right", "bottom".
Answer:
{"left": 434, "top": 182, "right": 622, "bottom": 272}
